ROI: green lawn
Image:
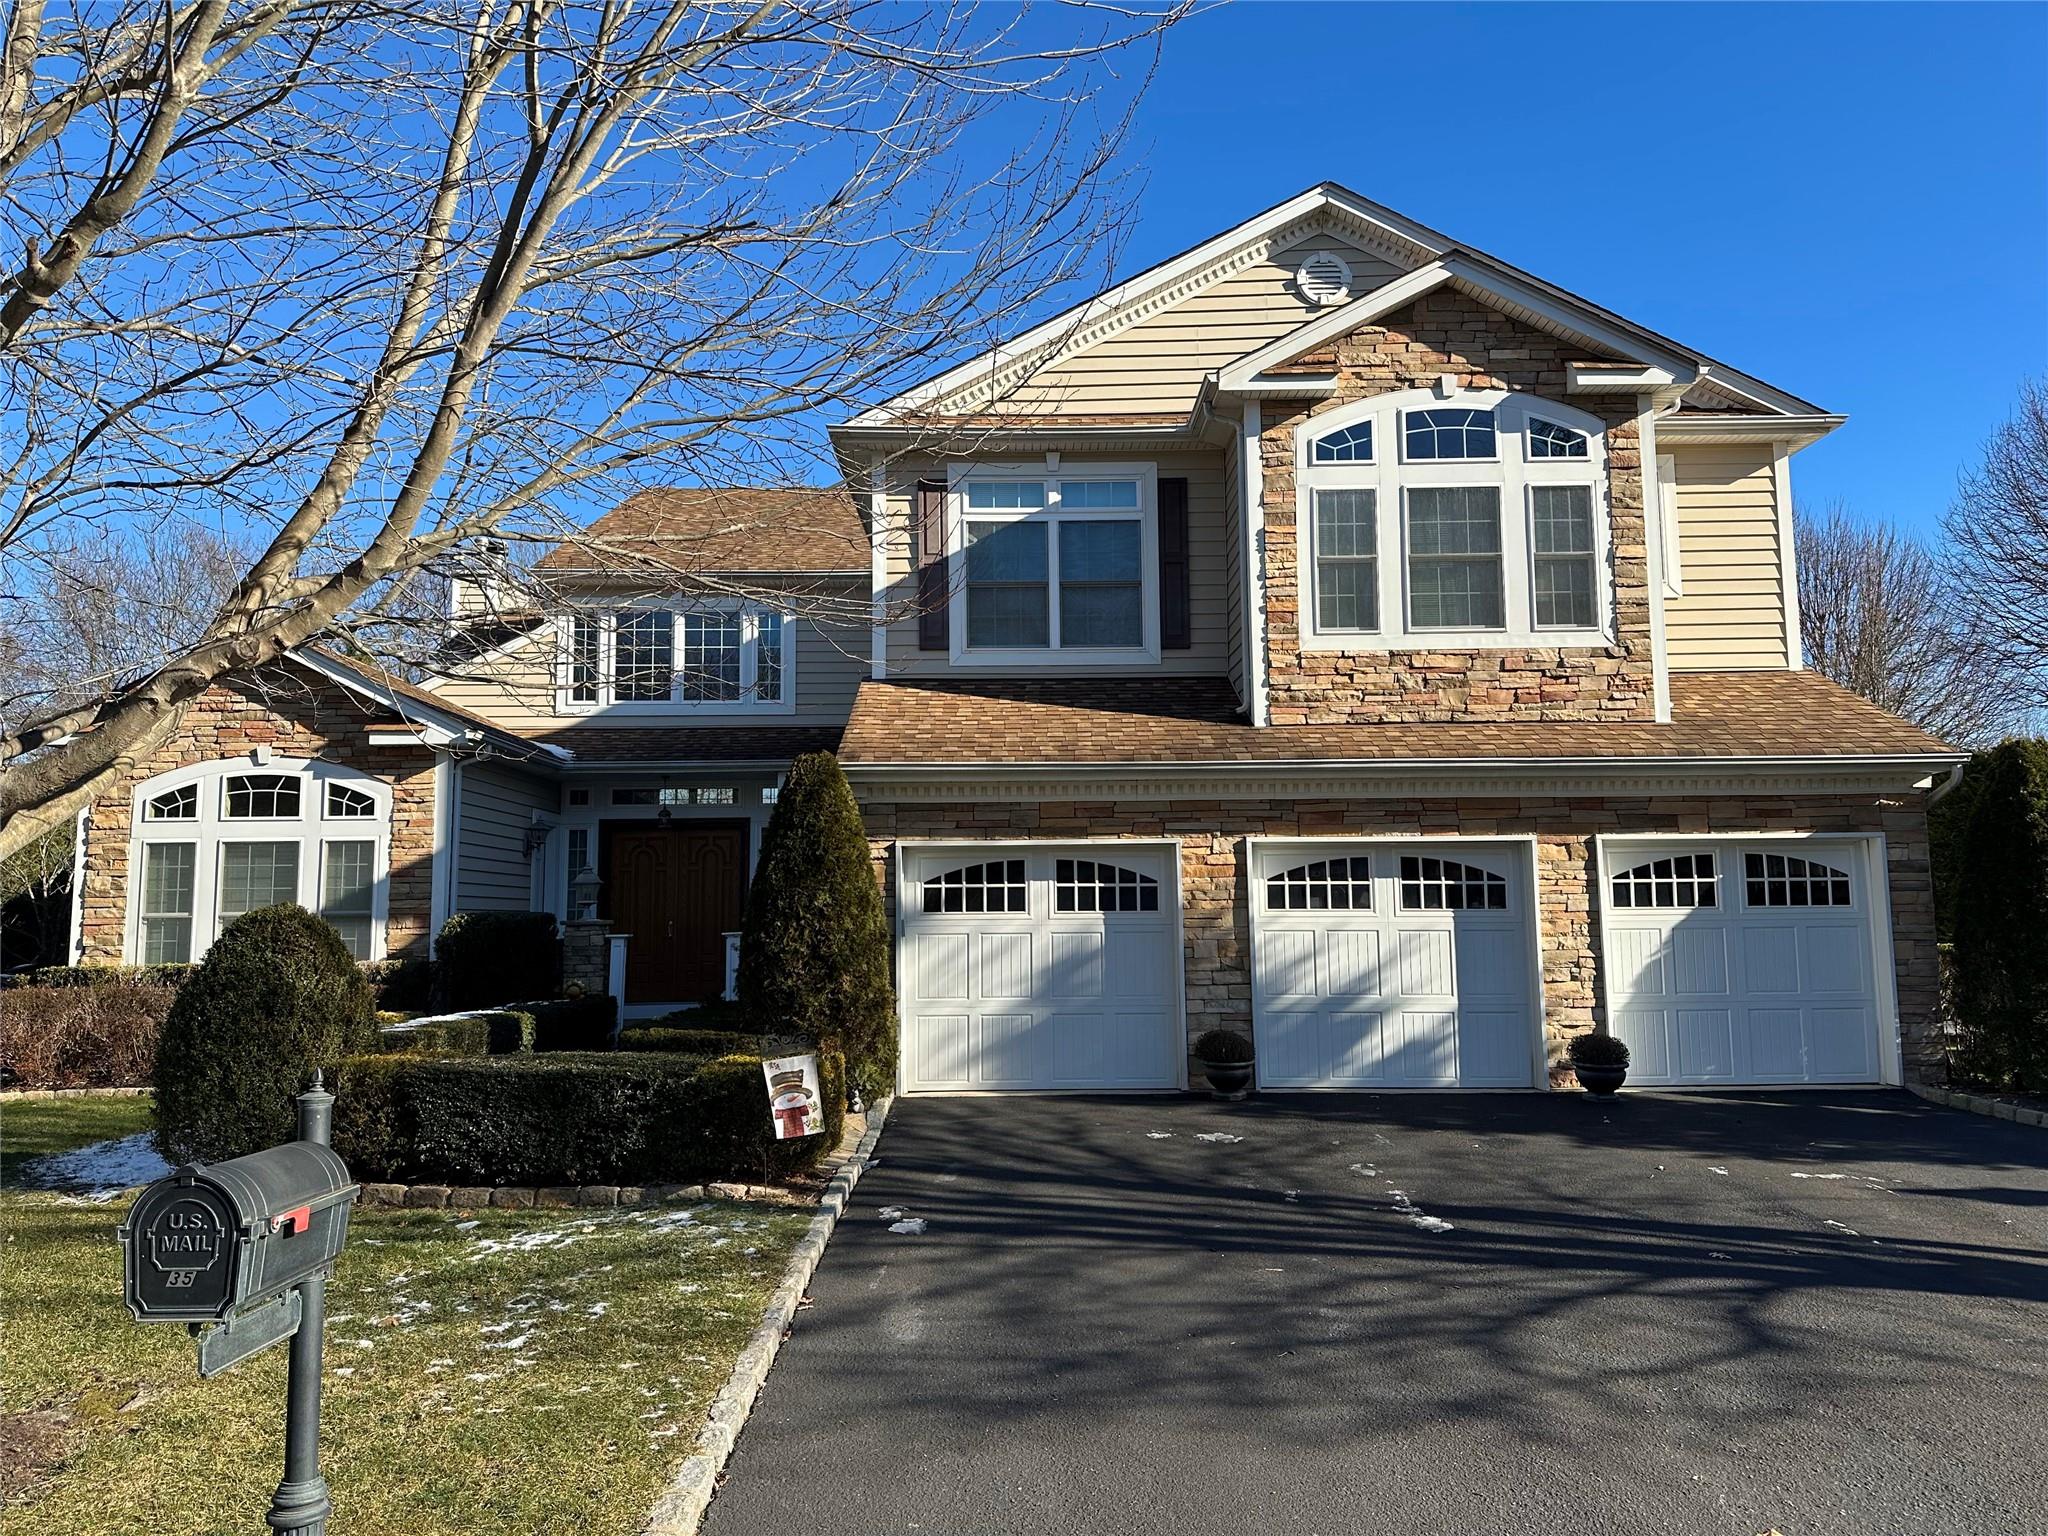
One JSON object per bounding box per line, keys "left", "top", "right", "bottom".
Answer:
{"left": 0, "top": 1096, "right": 153, "bottom": 1185}
{"left": 0, "top": 1097, "right": 810, "bottom": 1534}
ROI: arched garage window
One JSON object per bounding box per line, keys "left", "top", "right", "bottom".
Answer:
{"left": 1399, "top": 855, "right": 1507, "bottom": 911}
{"left": 920, "top": 859, "right": 1027, "bottom": 914}
{"left": 1744, "top": 851, "right": 1852, "bottom": 908}
{"left": 1265, "top": 857, "right": 1373, "bottom": 911}
{"left": 1055, "top": 858, "right": 1159, "bottom": 913}
{"left": 1611, "top": 853, "right": 1718, "bottom": 909}
{"left": 128, "top": 758, "right": 392, "bottom": 963}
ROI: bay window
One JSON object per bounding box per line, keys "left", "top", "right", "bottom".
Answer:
{"left": 951, "top": 468, "right": 1158, "bottom": 661}
{"left": 126, "top": 759, "right": 391, "bottom": 963}
{"left": 1296, "top": 388, "right": 1610, "bottom": 648}
{"left": 556, "top": 604, "right": 794, "bottom": 712}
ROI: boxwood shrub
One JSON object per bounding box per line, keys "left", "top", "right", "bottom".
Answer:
{"left": 515, "top": 994, "right": 617, "bottom": 1052}
{"left": 363, "top": 956, "right": 436, "bottom": 1012}
{"left": 617, "top": 1026, "right": 815, "bottom": 1057}
{"left": 379, "top": 1010, "right": 534, "bottom": 1058}
{"left": 434, "top": 911, "right": 560, "bottom": 1010}
{"left": 328, "top": 1050, "right": 844, "bottom": 1186}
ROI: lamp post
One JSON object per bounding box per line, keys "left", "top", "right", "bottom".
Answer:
{"left": 569, "top": 864, "right": 602, "bottom": 922}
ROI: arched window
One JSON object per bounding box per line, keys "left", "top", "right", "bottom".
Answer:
{"left": 127, "top": 759, "right": 392, "bottom": 964}
{"left": 920, "top": 859, "right": 1027, "bottom": 914}
{"left": 1611, "top": 853, "right": 1718, "bottom": 909}
{"left": 1265, "top": 856, "right": 1372, "bottom": 911}
{"left": 1398, "top": 855, "right": 1507, "bottom": 911}
{"left": 1056, "top": 858, "right": 1159, "bottom": 913}
{"left": 1744, "top": 851, "right": 1852, "bottom": 908}
{"left": 1296, "top": 387, "right": 1610, "bottom": 645}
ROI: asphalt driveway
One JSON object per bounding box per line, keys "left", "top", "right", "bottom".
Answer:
{"left": 702, "top": 1092, "right": 2048, "bottom": 1536}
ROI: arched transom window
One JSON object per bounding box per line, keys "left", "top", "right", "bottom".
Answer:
{"left": 1744, "top": 851, "right": 1852, "bottom": 909}
{"left": 1398, "top": 855, "right": 1507, "bottom": 911}
{"left": 1295, "top": 387, "right": 1611, "bottom": 648}
{"left": 1055, "top": 858, "right": 1160, "bottom": 913}
{"left": 127, "top": 758, "right": 392, "bottom": 963}
{"left": 921, "top": 859, "right": 1027, "bottom": 914}
{"left": 1611, "top": 853, "right": 1718, "bottom": 910}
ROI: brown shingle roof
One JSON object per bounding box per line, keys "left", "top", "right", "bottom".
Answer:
{"left": 530, "top": 725, "right": 843, "bottom": 765}
{"left": 838, "top": 671, "right": 1959, "bottom": 767}
{"left": 536, "top": 488, "right": 866, "bottom": 575}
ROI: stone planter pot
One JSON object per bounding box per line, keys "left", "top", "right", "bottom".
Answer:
{"left": 1573, "top": 1061, "right": 1627, "bottom": 1096}
{"left": 1198, "top": 1059, "right": 1255, "bottom": 1099}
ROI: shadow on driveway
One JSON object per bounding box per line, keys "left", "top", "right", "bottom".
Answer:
{"left": 704, "top": 1091, "right": 2048, "bottom": 1536}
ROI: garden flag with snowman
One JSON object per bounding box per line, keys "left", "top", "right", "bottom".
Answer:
{"left": 763, "top": 1055, "right": 825, "bottom": 1140}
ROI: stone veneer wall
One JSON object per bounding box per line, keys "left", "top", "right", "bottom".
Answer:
{"left": 77, "top": 668, "right": 439, "bottom": 962}
{"left": 862, "top": 792, "right": 1941, "bottom": 1085}
{"left": 1259, "top": 290, "right": 1655, "bottom": 725}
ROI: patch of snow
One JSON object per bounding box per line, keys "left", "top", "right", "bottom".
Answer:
{"left": 1348, "top": 1163, "right": 1379, "bottom": 1178}
{"left": 1823, "top": 1219, "right": 1861, "bottom": 1237}
{"left": 1707, "top": 1167, "right": 1730, "bottom": 1177}
{"left": 333, "top": 1367, "right": 355, "bottom": 1378}
{"left": 454, "top": 1220, "right": 480, "bottom": 1231}
{"left": 878, "top": 1206, "right": 907, "bottom": 1219}
{"left": 18, "top": 1133, "right": 169, "bottom": 1195}
{"left": 1792, "top": 1172, "right": 1851, "bottom": 1181}
{"left": 1144, "top": 1132, "right": 1174, "bottom": 1140}
{"left": 1195, "top": 1132, "right": 1244, "bottom": 1144}
{"left": 1387, "top": 1188, "right": 1455, "bottom": 1235}
{"left": 484, "top": 1331, "right": 534, "bottom": 1351}
{"left": 887, "top": 1218, "right": 928, "bottom": 1236}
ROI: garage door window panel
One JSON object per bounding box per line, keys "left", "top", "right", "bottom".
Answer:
{"left": 1399, "top": 855, "right": 1507, "bottom": 911}
{"left": 1744, "top": 852, "right": 1853, "bottom": 909}
{"left": 1611, "top": 853, "right": 1718, "bottom": 909}
{"left": 1055, "top": 858, "right": 1159, "bottom": 913}
{"left": 1266, "top": 856, "right": 1373, "bottom": 911}
{"left": 921, "top": 859, "right": 1027, "bottom": 914}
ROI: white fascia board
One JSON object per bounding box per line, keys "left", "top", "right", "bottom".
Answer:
{"left": 1568, "top": 363, "right": 1677, "bottom": 393}
{"left": 843, "top": 752, "right": 1965, "bottom": 779}
{"left": 1658, "top": 413, "right": 1846, "bottom": 450}
{"left": 1693, "top": 364, "right": 1828, "bottom": 418}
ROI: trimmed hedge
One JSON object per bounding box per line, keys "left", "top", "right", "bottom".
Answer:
{"left": 434, "top": 911, "right": 560, "bottom": 1011}
{"left": 653, "top": 998, "right": 758, "bottom": 1034}
{"left": 379, "top": 1010, "right": 534, "bottom": 1058}
{"left": 2, "top": 962, "right": 194, "bottom": 991}
{"left": 1950, "top": 738, "right": 2048, "bottom": 1090}
{"left": 618, "top": 1026, "right": 813, "bottom": 1057}
{"left": 0, "top": 978, "right": 173, "bottom": 1088}
{"left": 155, "top": 905, "right": 376, "bottom": 1163}
{"left": 328, "top": 1049, "right": 845, "bottom": 1186}
{"left": 363, "top": 956, "right": 436, "bottom": 1012}
{"left": 515, "top": 994, "right": 617, "bottom": 1052}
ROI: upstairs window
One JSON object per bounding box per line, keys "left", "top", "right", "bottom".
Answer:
{"left": 953, "top": 471, "right": 1156, "bottom": 660}
{"left": 558, "top": 606, "right": 793, "bottom": 712}
{"left": 224, "top": 774, "right": 300, "bottom": 819}
{"left": 1298, "top": 388, "right": 1610, "bottom": 647}
{"left": 145, "top": 784, "right": 198, "bottom": 821}
{"left": 325, "top": 782, "right": 377, "bottom": 819}
{"left": 1404, "top": 407, "right": 1497, "bottom": 461}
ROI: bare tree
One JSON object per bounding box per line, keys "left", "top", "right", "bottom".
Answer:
{"left": 1945, "top": 378, "right": 2048, "bottom": 712}
{"left": 1796, "top": 499, "right": 2016, "bottom": 745}
{"left": 0, "top": 0, "right": 1186, "bottom": 861}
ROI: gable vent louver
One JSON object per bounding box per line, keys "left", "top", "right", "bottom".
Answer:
{"left": 1294, "top": 252, "right": 1353, "bottom": 307}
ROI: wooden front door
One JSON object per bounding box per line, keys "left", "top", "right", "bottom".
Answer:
{"left": 604, "top": 822, "right": 748, "bottom": 1004}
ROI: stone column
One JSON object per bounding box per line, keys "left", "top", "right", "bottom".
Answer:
{"left": 561, "top": 917, "right": 612, "bottom": 998}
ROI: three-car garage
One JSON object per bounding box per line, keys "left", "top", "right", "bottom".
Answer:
{"left": 892, "top": 835, "right": 1897, "bottom": 1095}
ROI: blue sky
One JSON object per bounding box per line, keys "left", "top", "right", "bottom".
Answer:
{"left": 1085, "top": 1, "right": 2048, "bottom": 535}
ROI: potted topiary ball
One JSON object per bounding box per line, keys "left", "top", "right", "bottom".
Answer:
{"left": 1568, "top": 1031, "right": 1630, "bottom": 1096}
{"left": 1193, "top": 1028, "right": 1256, "bottom": 1099}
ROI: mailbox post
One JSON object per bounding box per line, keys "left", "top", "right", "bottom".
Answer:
{"left": 119, "top": 1074, "right": 356, "bottom": 1536}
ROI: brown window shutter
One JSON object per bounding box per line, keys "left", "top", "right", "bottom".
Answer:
{"left": 1159, "top": 476, "right": 1191, "bottom": 650}
{"left": 915, "top": 478, "right": 949, "bottom": 651}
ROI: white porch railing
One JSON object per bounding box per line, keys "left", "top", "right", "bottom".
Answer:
{"left": 722, "top": 932, "right": 741, "bottom": 1002}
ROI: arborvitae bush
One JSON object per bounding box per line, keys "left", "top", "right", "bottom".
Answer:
{"left": 153, "top": 905, "right": 376, "bottom": 1162}
{"left": 737, "top": 752, "right": 896, "bottom": 1101}
{"left": 1951, "top": 739, "right": 2048, "bottom": 1089}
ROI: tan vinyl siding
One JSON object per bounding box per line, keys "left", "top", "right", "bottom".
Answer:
{"left": 977, "top": 232, "right": 1403, "bottom": 418}
{"left": 426, "top": 579, "right": 868, "bottom": 732}
{"left": 880, "top": 448, "right": 1234, "bottom": 676}
{"left": 1664, "top": 444, "right": 1791, "bottom": 670}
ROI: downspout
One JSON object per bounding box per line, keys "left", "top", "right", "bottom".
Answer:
{"left": 1240, "top": 399, "right": 1268, "bottom": 727}
{"left": 1928, "top": 761, "right": 1965, "bottom": 804}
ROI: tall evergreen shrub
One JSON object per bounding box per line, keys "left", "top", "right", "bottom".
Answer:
{"left": 1951, "top": 739, "right": 2048, "bottom": 1089}
{"left": 737, "top": 753, "right": 895, "bottom": 1099}
{"left": 154, "top": 904, "right": 377, "bottom": 1162}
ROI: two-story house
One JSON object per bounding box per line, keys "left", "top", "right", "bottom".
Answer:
{"left": 67, "top": 184, "right": 1964, "bottom": 1094}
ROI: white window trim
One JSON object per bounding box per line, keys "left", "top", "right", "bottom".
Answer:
{"left": 1295, "top": 387, "right": 1613, "bottom": 651}
{"left": 944, "top": 460, "right": 1162, "bottom": 666}
{"left": 553, "top": 602, "right": 797, "bottom": 716}
{"left": 123, "top": 757, "right": 393, "bottom": 964}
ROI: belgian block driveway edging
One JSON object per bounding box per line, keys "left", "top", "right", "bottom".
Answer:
{"left": 1910, "top": 1080, "right": 2048, "bottom": 1127}
{"left": 641, "top": 1095, "right": 894, "bottom": 1536}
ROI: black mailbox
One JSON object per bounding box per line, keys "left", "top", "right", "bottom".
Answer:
{"left": 120, "top": 1141, "right": 357, "bottom": 1324}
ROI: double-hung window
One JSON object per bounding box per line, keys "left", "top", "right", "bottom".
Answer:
{"left": 127, "top": 760, "right": 391, "bottom": 963}
{"left": 557, "top": 605, "right": 794, "bottom": 712}
{"left": 954, "top": 470, "right": 1155, "bottom": 660}
{"left": 1297, "top": 389, "right": 1610, "bottom": 647}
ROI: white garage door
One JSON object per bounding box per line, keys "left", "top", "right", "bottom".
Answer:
{"left": 899, "top": 845, "right": 1182, "bottom": 1092}
{"left": 1251, "top": 841, "right": 1538, "bottom": 1089}
{"left": 1604, "top": 841, "right": 1883, "bottom": 1085}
